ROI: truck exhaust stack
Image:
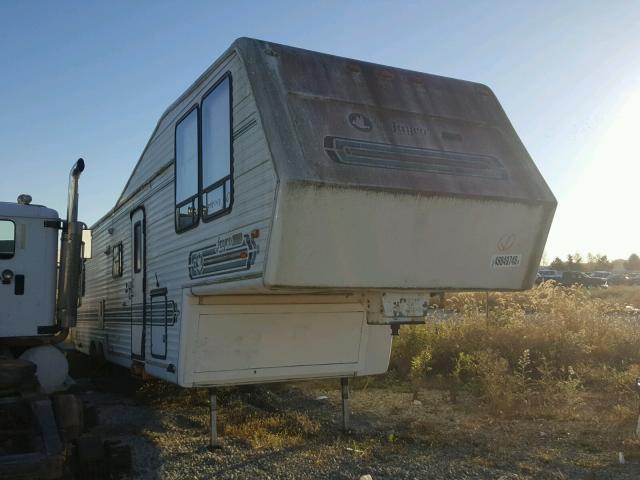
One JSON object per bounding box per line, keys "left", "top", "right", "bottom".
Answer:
{"left": 57, "top": 158, "right": 85, "bottom": 329}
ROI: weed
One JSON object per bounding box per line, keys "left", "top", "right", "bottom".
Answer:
{"left": 390, "top": 284, "right": 640, "bottom": 417}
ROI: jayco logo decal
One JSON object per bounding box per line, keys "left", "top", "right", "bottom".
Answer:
{"left": 188, "top": 231, "right": 258, "bottom": 280}
{"left": 497, "top": 233, "right": 516, "bottom": 252}
{"left": 348, "top": 113, "right": 372, "bottom": 132}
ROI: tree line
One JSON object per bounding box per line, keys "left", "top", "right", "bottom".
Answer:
{"left": 548, "top": 253, "right": 640, "bottom": 272}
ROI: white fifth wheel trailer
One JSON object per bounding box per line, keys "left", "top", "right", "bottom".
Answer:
{"left": 73, "top": 38, "right": 555, "bottom": 440}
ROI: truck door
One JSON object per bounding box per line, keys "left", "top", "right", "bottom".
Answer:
{"left": 0, "top": 216, "right": 58, "bottom": 338}
{"left": 130, "top": 208, "right": 145, "bottom": 360}
{"left": 0, "top": 219, "right": 26, "bottom": 335}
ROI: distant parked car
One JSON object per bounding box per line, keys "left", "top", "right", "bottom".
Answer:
{"left": 607, "top": 273, "right": 632, "bottom": 286}
{"left": 537, "top": 269, "right": 562, "bottom": 283}
{"left": 589, "top": 271, "right": 611, "bottom": 280}
{"left": 560, "top": 271, "right": 608, "bottom": 288}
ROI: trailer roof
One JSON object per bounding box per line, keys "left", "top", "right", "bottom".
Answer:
{"left": 104, "top": 38, "right": 555, "bottom": 229}
{"left": 237, "top": 38, "right": 555, "bottom": 206}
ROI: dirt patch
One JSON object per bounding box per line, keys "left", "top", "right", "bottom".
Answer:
{"left": 75, "top": 370, "right": 640, "bottom": 480}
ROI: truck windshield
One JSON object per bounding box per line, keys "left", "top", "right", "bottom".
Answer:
{"left": 0, "top": 220, "right": 15, "bottom": 259}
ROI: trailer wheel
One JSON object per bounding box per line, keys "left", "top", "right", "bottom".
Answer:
{"left": 89, "top": 341, "right": 98, "bottom": 358}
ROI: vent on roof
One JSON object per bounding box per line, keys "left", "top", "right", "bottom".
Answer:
{"left": 324, "top": 137, "right": 507, "bottom": 180}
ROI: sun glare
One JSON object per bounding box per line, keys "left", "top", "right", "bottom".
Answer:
{"left": 547, "top": 88, "right": 640, "bottom": 260}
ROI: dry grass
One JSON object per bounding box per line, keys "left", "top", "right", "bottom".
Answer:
{"left": 391, "top": 283, "right": 640, "bottom": 418}
{"left": 204, "top": 285, "right": 640, "bottom": 461}
{"left": 297, "top": 382, "right": 640, "bottom": 477}
{"left": 223, "top": 405, "right": 321, "bottom": 449}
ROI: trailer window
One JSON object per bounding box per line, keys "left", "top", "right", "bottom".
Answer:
{"left": 112, "top": 242, "right": 123, "bottom": 278}
{"left": 201, "top": 75, "right": 232, "bottom": 220}
{"left": 133, "top": 222, "right": 142, "bottom": 273}
{"left": 0, "top": 220, "right": 15, "bottom": 259}
{"left": 175, "top": 107, "right": 199, "bottom": 232}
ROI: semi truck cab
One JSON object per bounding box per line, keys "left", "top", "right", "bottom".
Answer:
{"left": 0, "top": 199, "right": 60, "bottom": 338}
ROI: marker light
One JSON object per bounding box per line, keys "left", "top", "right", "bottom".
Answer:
{"left": 1, "top": 269, "right": 14, "bottom": 284}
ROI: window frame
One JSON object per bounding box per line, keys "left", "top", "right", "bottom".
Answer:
{"left": 0, "top": 219, "right": 16, "bottom": 260}
{"left": 200, "top": 72, "right": 234, "bottom": 223}
{"left": 174, "top": 104, "right": 201, "bottom": 233}
{"left": 111, "top": 242, "right": 123, "bottom": 278}
{"left": 174, "top": 72, "right": 234, "bottom": 233}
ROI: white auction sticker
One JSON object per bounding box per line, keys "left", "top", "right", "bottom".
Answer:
{"left": 382, "top": 292, "right": 430, "bottom": 318}
{"left": 490, "top": 254, "right": 522, "bottom": 268}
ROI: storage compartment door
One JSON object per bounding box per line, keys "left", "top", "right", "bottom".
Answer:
{"left": 189, "top": 304, "right": 367, "bottom": 385}
{"left": 150, "top": 290, "right": 168, "bottom": 359}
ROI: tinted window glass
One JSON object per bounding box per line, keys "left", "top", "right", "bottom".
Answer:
{"left": 201, "top": 76, "right": 232, "bottom": 219}
{"left": 0, "top": 220, "right": 15, "bottom": 259}
{"left": 134, "top": 222, "right": 142, "bottom": 273}
{"left": 176, "top": 200, "right": 197, "bottom": 232}
{"left": 112, "top": 243, "right": 123, "bottom": 278}
{"left": 175, "top": 109, "right": 199, "bottom": 204}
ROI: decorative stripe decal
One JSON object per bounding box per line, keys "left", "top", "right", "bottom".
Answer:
{"left": 325, "top": 136, "right": 508, "bottom": 180}
{"left": 233, "top": 118, "right": 257, "bottom": 140}
{"left": 188, "top": 231, "right": 258, "bottom": 280}
{"left": 76, "top": 299, "right": 178, "bottom": 325}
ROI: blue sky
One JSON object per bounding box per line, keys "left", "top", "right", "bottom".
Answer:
{"left": 1, "top": 0, "right": 639, "bottom": 261}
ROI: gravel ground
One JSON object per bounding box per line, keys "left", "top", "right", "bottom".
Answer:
{"left": 75, "top": 370, "right": 640, "bottom": 480}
